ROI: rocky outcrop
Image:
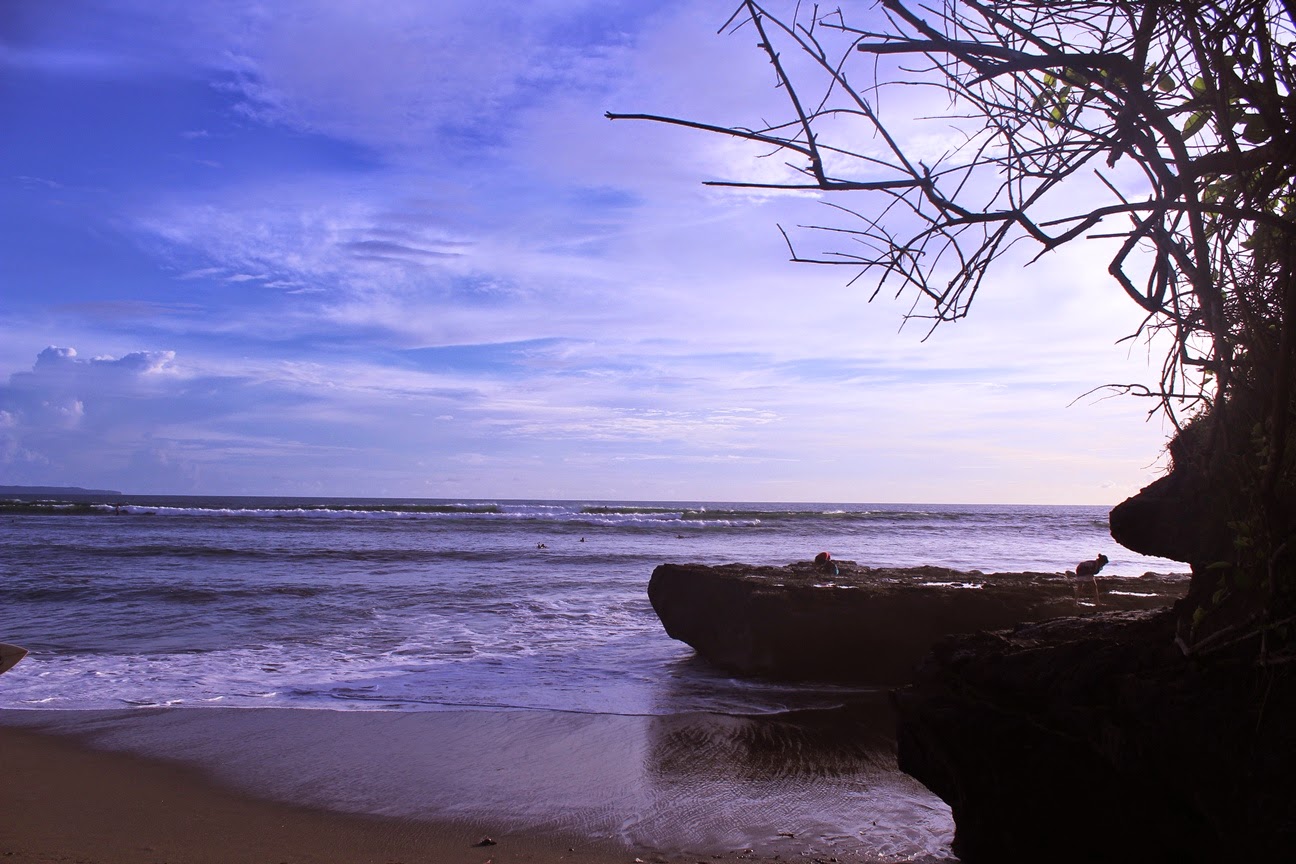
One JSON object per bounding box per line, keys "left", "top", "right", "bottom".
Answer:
{"left": 891, "top": 410, "right": 1296, "bottom": 863}
{"left": 1109, "top": 470, "right": 1233, "bottom": 568}
{"left": 648, "top": 561, "right": 1187, "bottom": 685}
{"left": 893, "top": 608, "right": 1296, "bottom": 863}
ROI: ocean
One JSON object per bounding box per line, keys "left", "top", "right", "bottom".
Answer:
{"left": 0, "top": 495, "right": 1187, "bottom": 861}
{"left": 0, "top": 495, "right": 1182, "bottom": 715}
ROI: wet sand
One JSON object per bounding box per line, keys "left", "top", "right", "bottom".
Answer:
{"left": 0, "top": 722, "right": 625, "bottom": 864}
{"left": 0, "top": 703, "right": 953, "bottom": 863}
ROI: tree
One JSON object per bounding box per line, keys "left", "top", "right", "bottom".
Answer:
{"left": 610, "top": 1, "right": 1296, "bottom": 655}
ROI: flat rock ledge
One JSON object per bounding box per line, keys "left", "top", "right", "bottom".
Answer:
{"left": 648, "top": 561, "right": 1187, "bottom": 685}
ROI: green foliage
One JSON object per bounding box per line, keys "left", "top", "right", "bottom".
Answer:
{"left": 1182, "top": 109, "right": 1210, "bottom": 138}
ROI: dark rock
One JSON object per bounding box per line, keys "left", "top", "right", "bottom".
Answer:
{"left": 1109, "top": 470, "right": 1232, "bottom": 567}
{"left": 892, "top": 407, "right": 1296, "bottom": 862}
{"left": 648, "top": 561, "right": 1187, "bottom": 685}
{"left": 1108, "top": 411, "right": 1244, "bottom": 578}
{"left": 893, "top": 609, "right": 1296, "bottom": 863}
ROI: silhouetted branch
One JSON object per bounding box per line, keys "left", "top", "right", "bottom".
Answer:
{"left": 610, "top": 0, "right": 1296, "bottom": 439}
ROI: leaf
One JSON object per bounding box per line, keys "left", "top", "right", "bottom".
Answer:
{"left": 1157, "top": 74, "right": 1175, "bottom": 93}
{"left": 1043, "top": 71, "right": 1056, "bottom": 88}
{"left": 1241, "top": 114, "right": 1269, "bottom": 143}
{"left": 1183, "top": 110, "right": 1210, "bottom": 139}
{"left": 1192, "top": 77, "right": 1207, "bottom": 93}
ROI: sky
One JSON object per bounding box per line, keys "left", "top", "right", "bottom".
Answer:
{"left": 0, "top": 0, "right": 1176, "bottom": 504}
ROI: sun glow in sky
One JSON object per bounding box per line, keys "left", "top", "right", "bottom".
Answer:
{"left": 1, "top": 0, "right": 1172, "bottom": 504}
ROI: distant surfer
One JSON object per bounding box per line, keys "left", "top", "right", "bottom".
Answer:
{"left": 1072, "top": 553, "right": 1109, "bottom": 604}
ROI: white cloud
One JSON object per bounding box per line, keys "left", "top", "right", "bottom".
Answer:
{"left": 173, "top": 0, "right": 647, "bottom": 160}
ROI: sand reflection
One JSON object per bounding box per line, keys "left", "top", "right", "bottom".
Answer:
{"left": 633, "top": 699, "right": 953, "bottom": 860}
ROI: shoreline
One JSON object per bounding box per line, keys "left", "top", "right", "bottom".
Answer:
{"left": 0, "top": 703, "right": 954, "bottom": 863}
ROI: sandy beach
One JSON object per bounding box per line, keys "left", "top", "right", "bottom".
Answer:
{"left": 0, "top": 703, "right": 953, "bottom": 864}
{"left": 0, "top": 722, "right": 629, "bottom": 864}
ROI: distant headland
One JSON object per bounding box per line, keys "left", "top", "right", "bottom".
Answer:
{"left": 0, "top": 485, "right": 123, "bottom": 497}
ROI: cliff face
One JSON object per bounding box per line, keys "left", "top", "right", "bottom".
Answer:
{"left": 648, "top": 561, "right": 1186, "bottom": 685}
{"left": 893, "top": 607, "right": 1296, "bottom": 863}
{"left": 888, "top": 443, "right": 1296, "bottom": 862}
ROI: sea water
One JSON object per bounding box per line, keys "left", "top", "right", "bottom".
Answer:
{"left": 0, "top": 496, "right": 1183, "bottom": 714}
{"left": 0, "top": 495, "right": 1187, "bottom": 861}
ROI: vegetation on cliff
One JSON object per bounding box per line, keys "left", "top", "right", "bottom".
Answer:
{"left": 611, "top": 0, "right": 1296, "bottom": 659}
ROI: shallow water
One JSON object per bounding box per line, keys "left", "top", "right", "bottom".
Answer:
{"left": 0, "top": 702, "right": 954, "bottom": 862}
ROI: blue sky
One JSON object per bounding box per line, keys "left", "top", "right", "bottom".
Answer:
{"left": 1, "top": 0, "right": 1171, "bottom": 503}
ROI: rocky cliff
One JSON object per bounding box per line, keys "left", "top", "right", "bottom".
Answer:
{"left": 893, "top": 606, "right": 1296, "bottom": 862}
{"left": 889, "top": 436, "right": 1296, "bottom": 862}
